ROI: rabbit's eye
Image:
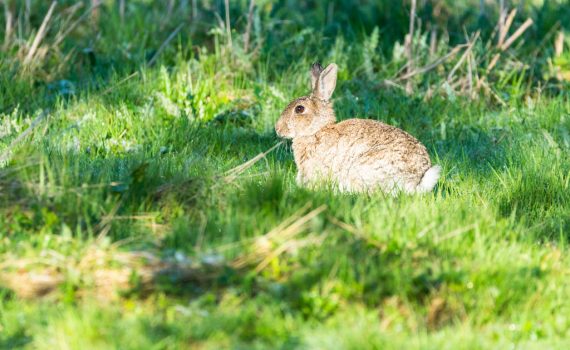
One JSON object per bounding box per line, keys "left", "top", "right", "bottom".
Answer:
{"left": 294, "top": 105, "right": 305, "bottom": 114}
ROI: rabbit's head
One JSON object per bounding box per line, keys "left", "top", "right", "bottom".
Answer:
{"left": 275, "top": 62, "right": 338, "bottom": 139}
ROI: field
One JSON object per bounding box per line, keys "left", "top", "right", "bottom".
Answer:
{"left": 1, "top": 0, "right": 570, "bottom": 349}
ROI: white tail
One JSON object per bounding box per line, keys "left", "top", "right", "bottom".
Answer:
{"left": 416, "top": 165, "right": 441, "bottom": 193}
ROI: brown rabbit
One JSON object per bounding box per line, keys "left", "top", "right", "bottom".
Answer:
{"left": 275, "top": 62, "right": 441, "bottom": 194}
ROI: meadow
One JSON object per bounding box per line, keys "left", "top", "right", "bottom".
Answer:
{"left": 1, "top": 0, "right": 570, "bottom": 348}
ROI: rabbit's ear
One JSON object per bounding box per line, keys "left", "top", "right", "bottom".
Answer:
{"left": 315, "top": 63, "right": 338, "bottom": 101}
{"left": 310, "top": 62, "right": 323, "bottom": 92}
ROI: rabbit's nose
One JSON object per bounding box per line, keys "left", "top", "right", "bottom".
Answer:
{"left": 275, "top": 119, "right": 289, "bottom": 137}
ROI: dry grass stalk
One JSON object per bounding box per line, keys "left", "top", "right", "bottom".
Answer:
{"left": 263, "top": 205, "right": 326, "bottom": 242}
{"left": 479, "top": 0, "right": 485, "bottom": 17}
{"left": 467, "top": 50, "right": 475, "bottom": 98}
{"left": 262, "top": 202, "right": 313, "bottom": 240}
{"left": 244, "top": 0, "right": 256, "bottom": 52}
{"left": 119, "top": 0, "right": 126, "bottom": 22}
{"left": 61, "top": 2, "right": 85, "bottom": 17}
{"left": 166, "top": 0, "right": 176, "bottom": 22}
{"left": 192, "top": 0, "right": 198, "bottom": 19}
{"left": 94, "top": 199, "right": 123, "bottom": 241}
{"left": 23, "top": 1, "right": 57, "bottom": 65}
{"left": 528, "top": 22, "right": 560, "bottom": 65}
{"left": 224, "top": 0, "right": 232, "bottom": 50}
{"left": 328, "top": 215, "right": 385, "bottom": 250}
{"left": 91, "top": 0, "right": 101, "bottom": 21}
{"left": 429, "top": 27, "right": 437, "bottom": 58}
{"left": 254, "top": 235, "right": 324, "bottom": 273}
{"left": 101, "top": 72, "right": 139, "bottom": 95}
{"left": 479, "top": 79, "right": 507, "bottom": 106}
{"left": 404, "top": 0, "right": 417, "bottom": 93}
{"left": 435, "top": 223, "right": 478, "bottom": 243}
{"left": 380, "top": 79, "right": 406, "bottom": 91}
{"left": 501, "top": 18, "right": 533, "bottom": 51}
{"left": 148, "top": 23, "right": 184, "bottom": 66}
{"left": 498, "top": 0, "right": 506, "bottom": 46}
{"left": 397, "top": 43, "right": 468, "bottom": 81}
{"left": 0, "top": 110, "right": 49, "bottom": 166}
{"left": 487, "top": 53, "right": 501, "bottom": 73}
{"left": 3, "top": 1, "right": 13, "bottom": 51}
{"left": 232, "top": 205, "right": 327, "bottom": 270}
{"left": 447, "top": 31, "right": 480, "bottom": 83}
{"left": 24, "top": 0, "right": 31, "bottom": 30}
{"left": 56, "top": 1, "right": 85, "bottom": 46}
{"left": 502, "top": 9, "right": 518, "bottom": 43}
{"left": 498, "top": 9, "right": 517, "bottom": 47}
{"left": 223, "top": 141, "right": 283, "bottom": 183}
{"left": 54, "top": 1, "right": 103, "bottom": 47}
{"left": 209, "top": 203, "right": 314, "bottom": 254}
{"left": 555, "top": 31, "right": 565, "bottom": 58}
{"left": 487, "top": 10, "right": 533, "bottom": 73}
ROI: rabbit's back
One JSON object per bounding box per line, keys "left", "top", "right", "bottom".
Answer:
{"left": 293, "top": 118, "right": 432, "bottom": 192}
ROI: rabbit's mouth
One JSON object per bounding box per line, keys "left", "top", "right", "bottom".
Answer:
{"left": 275, "top": 118, "right": 293, "bottom": 139}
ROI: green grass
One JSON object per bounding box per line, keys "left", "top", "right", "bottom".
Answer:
{"left": 1, "top": 0, "right": 570, "bottom": 349}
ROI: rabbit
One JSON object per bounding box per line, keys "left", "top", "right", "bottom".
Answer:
{"left": 275, "top": 62, "right": 441, "bottom": 194}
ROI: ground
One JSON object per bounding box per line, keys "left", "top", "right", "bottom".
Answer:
{"left": 1, "top": 1, "right": 570, "bottom": 349}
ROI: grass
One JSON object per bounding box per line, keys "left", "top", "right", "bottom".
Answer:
{"left": 1, "top": 0, "right": 570, "bottom": 348}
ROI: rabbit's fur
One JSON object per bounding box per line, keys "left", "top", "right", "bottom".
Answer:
{"left": 275, "top": 62, "right": 441, "bottom": 194}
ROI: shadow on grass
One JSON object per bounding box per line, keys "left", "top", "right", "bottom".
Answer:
{"left": 0, "top": 330, "right": 32, "bottom": 349}
{"left": 0, "top": 73, "right": 562, "bottom": 327}
{"left": 498, "top": 171, "right": 570, "bottom": 240}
